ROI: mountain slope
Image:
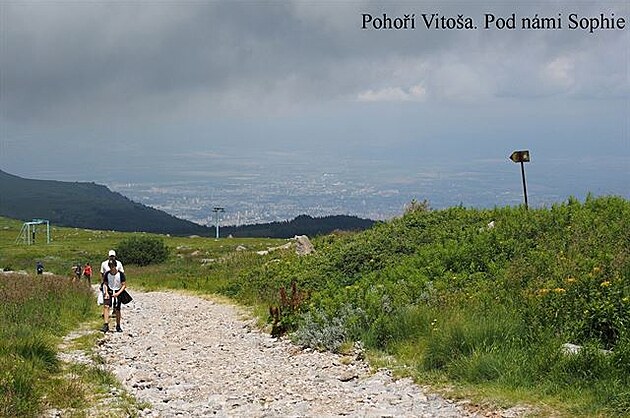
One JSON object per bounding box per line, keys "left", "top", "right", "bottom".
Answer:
{"left": 0, "top": 170, "right": 376, "bottom": 237}
{"left": 0, "top": 170, "right": 211, "bottom": 235}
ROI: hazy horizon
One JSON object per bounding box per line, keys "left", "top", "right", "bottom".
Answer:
{"left": 1, "top": 1, "right": 628, "bottom": 222}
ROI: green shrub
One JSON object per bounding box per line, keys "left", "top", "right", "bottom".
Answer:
{"left": 116, "top": 236, "right": 169, "bottom": 266}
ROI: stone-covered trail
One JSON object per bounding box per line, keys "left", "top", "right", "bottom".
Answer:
{"left": 91, "top": 290, "right": 506, "bottom": 417}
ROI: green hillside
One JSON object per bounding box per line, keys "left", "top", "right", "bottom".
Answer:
{"left": 215, "top": 195, "right": 630, "bottom": 416}
{"left": 2, "top": 195, "right": 629, "bottom": 416}
{"left": 0, "top": 169, "right": 211, "bottom": 235}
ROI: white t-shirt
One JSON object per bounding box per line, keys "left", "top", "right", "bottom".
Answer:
{"left": 101, "top": 259, "right": 124, "bottom": 275}
{"left": 105, "top": 271, "right": 125, "bottom": 291}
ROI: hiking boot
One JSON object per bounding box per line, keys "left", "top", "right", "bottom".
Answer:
{"left": 101, "top": 323, "right": 109, "bottom": 333}
{"left": 116, "top": 325, "right": 123, "bottom": 333}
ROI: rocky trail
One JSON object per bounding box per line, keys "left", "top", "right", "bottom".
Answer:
{"left": 59, "top": 289, "right": 527, "bottom": 417}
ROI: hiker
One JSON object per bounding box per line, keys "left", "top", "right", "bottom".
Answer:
{"left": 36, "top": 261, "right": 44, "bottom": 275}
{"left": 74, "top": 264, "right": 82, "bottom": 281}
{"left": 83, "top": 262, "right": 92, "bottom": 286}
{"left": 101, "top": 260, "right": 126, "bottom": 333}
{"left": 101, "top": 250, "right": 124, "bottom": 279}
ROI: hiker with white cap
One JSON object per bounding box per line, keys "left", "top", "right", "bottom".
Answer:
{"left": 99, "top": 250, "right": 127, "bottom": 333}
{"left": 101, "top": 249, "right": 124, "bottom": 279}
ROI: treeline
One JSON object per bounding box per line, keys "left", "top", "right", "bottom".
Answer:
{"left": 221, "top": 214, "right": 376, "bottom": 238}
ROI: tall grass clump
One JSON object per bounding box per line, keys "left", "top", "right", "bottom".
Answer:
{"left": 0, "top": 274, "right": 95, "bottom": 417}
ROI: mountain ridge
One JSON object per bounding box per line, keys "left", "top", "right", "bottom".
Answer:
{"left": 0, "top": 170, "right": 375, "bottom": 237}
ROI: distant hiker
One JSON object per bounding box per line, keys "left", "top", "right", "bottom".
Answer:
{"left": 101, "top": 250, "right": 124, "bottom": 279}
{"left": 101, "top": 260, "right": 126, "bottom": 333}
{"left": 36, "top": 261, "right": 44, "bottom": 275}
{"left": 74, "top": 264, "right": 82, "bottom": 281}
{"left": 83, "top": 262, "right": 93, "bottom": 286}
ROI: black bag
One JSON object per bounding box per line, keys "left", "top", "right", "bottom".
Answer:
{"left": 118, "top": 290, "right": 133, "bottom": 305}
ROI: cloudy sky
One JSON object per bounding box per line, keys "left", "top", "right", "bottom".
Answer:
{"left": 0, "top": 1, "right": 628, "bottom": 203}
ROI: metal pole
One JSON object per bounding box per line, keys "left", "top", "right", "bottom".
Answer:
{"left": 520, "top": 161, "right": 529, "bottom": 210}
{"left": 212, "top": 207, "right": 224, "bottom": 239}
{"left": 215, "top": 211, "right": 220, "bottom": 239}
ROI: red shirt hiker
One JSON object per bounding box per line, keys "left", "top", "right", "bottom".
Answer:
{"left": 83, "top": 263, "right": 93, "bottom": 285}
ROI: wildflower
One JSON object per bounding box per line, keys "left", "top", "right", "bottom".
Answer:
{"left": 592, "top": 266, "right": 602, "bottom": 274}
{"left": 600, "top": 281, "right": 610, "bottom": 287}
{"left": 623, "top": 297, "right": 629, "bottom": 303}
{"left": 553, "top": 288, "right": 566, "bottom": 294}
{"left": 566, "top": 277, "right": 577, "bottom": 284}
{"left": 537, "top": 288, "right": 550, "bottom": 296}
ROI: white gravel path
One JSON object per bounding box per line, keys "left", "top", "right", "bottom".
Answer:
{"left": 93, "top": 289, "right": 491, "bottom": 417}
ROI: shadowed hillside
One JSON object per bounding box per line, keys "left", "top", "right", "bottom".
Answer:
{"left": 0, "top": 170, "right": 375, "bottom": 237}
{"left": 0, "top": 170, "right": 211, "bottom": 235}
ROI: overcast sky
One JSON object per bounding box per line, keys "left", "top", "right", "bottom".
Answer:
{"left": 0, "top": 1, "right": 628, "bottom": 196}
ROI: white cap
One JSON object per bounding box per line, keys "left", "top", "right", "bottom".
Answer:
{"left": 108, "top": 250, "right": 116, "bottom": 257}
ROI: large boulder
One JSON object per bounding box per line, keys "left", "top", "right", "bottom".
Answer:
{"left": 294, "top": 235, "right": 314, "bottom": 256}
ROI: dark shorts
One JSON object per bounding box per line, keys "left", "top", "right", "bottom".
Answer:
{"left": 103, "top": 288, "right": 122, "bottom": 311}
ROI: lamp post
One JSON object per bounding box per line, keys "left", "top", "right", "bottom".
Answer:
{"left": 509, "top": 150, "right": 531, "bottom": 209}
{"left": 212, "top": 207, "right": 225, "bottom": 239}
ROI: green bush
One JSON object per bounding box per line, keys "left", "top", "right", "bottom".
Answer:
{"left": 116, "top": 236, "right": 169, "bottom": 266}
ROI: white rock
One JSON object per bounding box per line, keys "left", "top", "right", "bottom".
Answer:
{"left": 294, "top": 235, "right": 315, "bottom": 256}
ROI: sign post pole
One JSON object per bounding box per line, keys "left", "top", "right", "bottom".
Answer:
{"left": 520, "top": 161, "right": 528, "bottom": 210}
{"left": 509, "top": 150, "right": 531, "bottom": 210}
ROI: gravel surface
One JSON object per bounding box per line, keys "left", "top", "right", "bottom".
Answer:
{"left": 82, "top": 289, "right": 504, "bottom": 417}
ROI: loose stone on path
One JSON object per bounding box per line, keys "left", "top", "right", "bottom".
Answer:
{"left": 96, "top": 290, "right": 483, "bottom": 417}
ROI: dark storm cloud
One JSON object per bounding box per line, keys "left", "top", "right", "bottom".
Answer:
{"left": 2, "top": 1, "right": 627, "bottom": 126}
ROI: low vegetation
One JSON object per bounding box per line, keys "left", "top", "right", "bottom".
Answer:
{"left": 220, "top": 195, "right": 630, "bottom": 416}
{"left": 1, "top": 194, "right": 628, "bottom": 416}
{"left": 0, "top": 274, "right": 94, "bottom": 416}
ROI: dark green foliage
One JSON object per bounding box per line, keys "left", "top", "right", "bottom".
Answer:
{"left": 116, "top": 236, "right": 169, "bottom": 266}
{"left": 221, "top": 214, "right": 376, "bottom": 238}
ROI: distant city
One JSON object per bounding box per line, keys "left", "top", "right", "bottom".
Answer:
{"left": 107, "top": 156, "right": 628, "bottom": 227}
